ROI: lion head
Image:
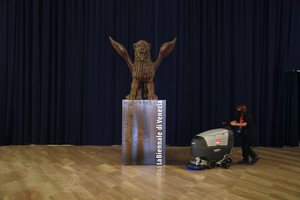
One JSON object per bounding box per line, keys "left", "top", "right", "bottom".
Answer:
{"left": 133, "top": 40, "right": 151, "bottom": 61}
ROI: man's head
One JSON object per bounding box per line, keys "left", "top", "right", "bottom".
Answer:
{"left": 236, "top": 103, "right": 247, "bottom": 114}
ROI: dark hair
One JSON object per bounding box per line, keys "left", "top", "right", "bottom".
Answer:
{"left": 236, "top": 103, "right": 247, "bottom": 113}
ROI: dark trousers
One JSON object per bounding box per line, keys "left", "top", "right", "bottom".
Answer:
{"left": 241, "top": 134, "right": 257, "bottom": 161}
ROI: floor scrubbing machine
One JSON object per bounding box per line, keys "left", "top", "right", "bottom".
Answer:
{"left": 187, "top": 128, "right": 234, "bottom": 170}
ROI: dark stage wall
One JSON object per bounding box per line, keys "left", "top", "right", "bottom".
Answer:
{"left": 1, "top": 0, "right": 300, "bottom": 146}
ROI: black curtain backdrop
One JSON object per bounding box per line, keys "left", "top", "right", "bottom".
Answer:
{"left": 274, "top": 70, "right": 300, "bottom": 146}
{"left": 1, "top": 0, "right": 300, "bottom": 146}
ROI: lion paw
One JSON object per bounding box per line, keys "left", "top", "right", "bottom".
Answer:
{"left": 148, "top": 94, "right": 158, "bottom": 100}
{"left": 126, "top": 94, "right": 136, "bottom": 100}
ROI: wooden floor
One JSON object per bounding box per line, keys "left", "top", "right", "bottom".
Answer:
{"left": 0, "top": 145, "right": 300, "bottom": 200}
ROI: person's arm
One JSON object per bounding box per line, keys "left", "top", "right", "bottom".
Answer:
{"left": 230, "top": 120, "right": 237, "bottom": 126}
{"left": 230, "top": 120, "right": 247, "bottom": 127}
{"left": 234, "top": 122, "right": 247, "bottom": 127}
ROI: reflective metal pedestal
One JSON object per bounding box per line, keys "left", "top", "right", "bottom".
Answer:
{"left": 122, "top": 100, "right": 166, "bottom": 165}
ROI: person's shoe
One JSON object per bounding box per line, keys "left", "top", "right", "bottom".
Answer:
{"left": 250, "top": 157, "right": 260, "bottom": 165}
{"left": 237, "top": 159, "right": 250, "bottom": 164}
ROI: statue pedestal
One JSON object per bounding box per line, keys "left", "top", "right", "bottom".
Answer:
{"left": 122, "top": 100, "right": 166, "bottom": 165}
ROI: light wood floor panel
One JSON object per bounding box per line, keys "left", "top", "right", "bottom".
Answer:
{"left": 0, "top": 146, "right": 300, "bottom": 200}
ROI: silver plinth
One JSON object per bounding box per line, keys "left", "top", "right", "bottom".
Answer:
{"left": 122, "top": 100, "right": 166, "bottom": 165}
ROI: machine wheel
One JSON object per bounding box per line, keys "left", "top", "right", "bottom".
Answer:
{"left": 224, "top": 164, "right": 230, "bottom": 169}
{"left": 223, "top": 162, "right": 230, "bottom": 169}
{"left": 221, "top": 159, "right": 231, "bottom": 169}
{"left": 207, "top": 160, "right": 216, "bottom": 169}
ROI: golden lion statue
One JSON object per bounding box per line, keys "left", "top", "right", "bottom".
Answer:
{"left": 109, "top": 37, "right": 176, "bottom": 100}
